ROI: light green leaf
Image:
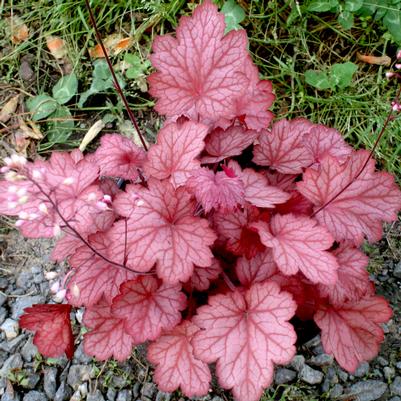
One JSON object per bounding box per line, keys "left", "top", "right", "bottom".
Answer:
{"left": 344, "top": 0, "right": 363, "bottom": 12}
{"left": 52, "top": 73, "right": 78, "bottom": 104}
{"left": 329, "top": 62, "right": 358, "bottom": 89}
{"left": 124, "top": 54, "right": 151, "bottom": 80}
{"left": 26, "top": 94, "right": 58, "bottom": 121}
{"left": 46, "top": 106, "right": 74, "bottom": 143}
{"left": 305, "top": 70, "right": 332, "bottom": 90}
{"left": 78, "top": 60, "right": 125, "bottom": 108}
{"left": 338, "top": 10, "right": 354, "bottom": 29}
{"left": 307, "top": 0, "right": 339, "bottom": 12}
{"left": 383, "top": 10, "right": 401, "bottom": 42}
{"left": 221, "top": 0, "right": 246, "bottom": 33}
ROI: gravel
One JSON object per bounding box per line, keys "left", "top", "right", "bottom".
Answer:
{"left": 391, "top": 377, "right": 401, "bottom": 396}
{"left": 43, "top": 368, "right": 57, "bottom": 399}
{"left": 0, "top": 319, "right": 19, "bottom": 340}
{"left": 347, "top": 380, "right": 388, "bottom": 401}
{"left": 11, "top": 296, "right": 45, "bottom": 320}
{"left": 22, "top": 391, "right": 47, "bottom": 401}
{"left": 299, "top": 365, "right": 324, "bottom": 385}
{"left": 274, "top": 368, "right": 297, "bottom": 385}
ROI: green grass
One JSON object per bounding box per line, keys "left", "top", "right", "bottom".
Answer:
{"left": 0, "top": 0, "right": 400, "bottom": 181}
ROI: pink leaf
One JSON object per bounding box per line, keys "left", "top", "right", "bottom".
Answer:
{"left": 201, "top": 126, "right": 258, "bottom": 164}
{"left": 94, "top": 134, "right": 146, "bottom": 180}
{"left": 112, "top": 277, "right": 186, "bottom": 342}
{"left": 20, "top": 304, "right": 74, "bottom": 359}
{"left": 148, "top": 0, "right": 248, "bottom": 122}
{"left": 314, "top": 296, "right": 392, "bottom": 372}
{"left": 233, "top": 58, "right": 275, "bottom": 131}
{"left": 253, "top": 119, "right": 314, "bottom": 173}
{"left": 145, "top": 121, "right": 209, "bottom": 187}
{"left": 190, "top": 259, "right": 222, "bottom": 291}
{"left": 235, "top": 249, "right": 277, "bottom": 286}
{"left": 302, "top": 125, "right": 352, "bottom": 165}
{"left": 83, "top": 298, "right": 134, "bottom": 361}
{"left": 148, "top": 321, "right": 211, "bottom": 397}
{"left": 263, "top": 171, "right": 297, "bottom": 191}
{"left": 318, "top": 246, "right": 374, "bottom": 305}
{"left": 297, "top": 150, "right": 401, "bottom": 245}
{"left": 186, "top": 167, "right": 245, "bottom": 213}
{"left": 228, "top": 160, "right": 290, "bottom": 208}
{"left": 193, "top": 282, "right": 297, "bottom": 401}
{"left": 274, "top": 190, "right": 314, "bottom": 216}
{"left": 67, "top": 233, "right": 136, "bottom": 307}
{"left": 252, "top": 214, "right": 338, "bottom": 285}
{"left": 109, "top": 179, "right": 216, "bottom": 284}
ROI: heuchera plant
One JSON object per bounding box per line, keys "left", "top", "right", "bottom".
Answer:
{"left": 1, "top": 2, "right": 401, "bottom": 401}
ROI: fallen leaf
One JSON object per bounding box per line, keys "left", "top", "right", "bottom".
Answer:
{"left": 7, "top": 16, "right": 29, "bottom": 44}
{"left": 356, "top": 52, "right": 391, "bottom": 66}
{"left": 89, "top": 34, "right": 132, "bottom": 58}
{"left": 18, "top": 118, "right": 43, "bottom": 140}
{"left": 14, "top": 130, "right": 30, "bottom": 155}
{"left": 0, "top": 95, "right": 20, "bottom": 123}
{"left": 47, "top": 36, "right": 68, "bottom": 60}
{"left": 79, "top": 120, "right": 105, "bottom": 152}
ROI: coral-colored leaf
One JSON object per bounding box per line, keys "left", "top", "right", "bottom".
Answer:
{"left": 228, "top": 160, "right": 290, "bottom": 208}
{"left": 186, "top": 167, "right": 244, "bottom": 213}
{"left": 318, "top": 246, "right": 374, "bottom": 305}
{"left": 148, "top": 321, "right": 211, "bottom": 397}
{"left": 213, "top": 206, "right": 266, "bottom": 259}
{"left": 235, "top": 249, "right": 276, "bottom": 286}
{"left": 252, "top": 214, "right": 338, "bottom": 285}
{"left": 193, "top": 282, "right": 297, "bottom": 401}
{"left": 253, "top": 119, "right": 313, "bottom": 173}
{"left": 112, "top": 277, "right": 186, "bottom": 342}
{"left": 297, "top": 150, "right": 401, "bottom": 245}
{"left": 190, "top": 259, "right": 222, "bottom": 291}
{"left": 314, "top": 296, "right": 392, "bottom": 372}
{"left": 67, "top": 234, "right": 136, "bottom": 307}
{"left": 20, "top": 304, "right": 73, "bottom": 359}
{"left": 201, "top": 126, "right": 258, "bottom": 164}
{"left": 302, "top": 125, "right": 352, "bottom": 165}
{"left": 94, "top": 134, "right": 146, "bottom": 180}
{"left": 83, "top": 298, "right": 134, "bottom": 361}
{"left": 109, "top": 179, "right": 216, "bottom": 284}
{"left": 144, "top": 121, "right": 209, "bottom": 187}
{"left": 148, "top": 0, "right": 248, "bottom": 122}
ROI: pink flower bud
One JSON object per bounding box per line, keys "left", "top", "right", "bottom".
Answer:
{"left": 3, "top": 157, "right": 12, "bottom": 166}
{"left": 45, "top": 271, "right": 58, "bottom": 280}
{"left": 397, "top": 49, "right": 401, "bottom": 60}
{"left": 39, "top": 203, "right": 48, "bottom": 214}
{"left": 53, "top": 289, "right": 67, "bottom": 303}
{"left": 395, "top": 64, "right": 401, "bottom": 70}
{"left": 18, "top": 211, "right": 29, "bottom": 219}
{"left": 32, "top": 169, "right": 42, "bottom": 179}
{"left": 385, "top": 72, "right": 395, "bottom": 79}
{"left": 18, "top": 195, "right": 28, "bottom": 204}
{"left": 53, "top": 225, "right": 61, "bottom": 236}
{"left": 0, "top": 166, "right": 10, "bottom": 173}
{"left": 50, "top": 281, "right": 61, "bottom": 293}
{"left": 103, "top": 194, "right": 112, "bottom": 203}
{"left": 8, "top": 185, "right": 18, "bottom": 193}
{"left": 63, "top": 177, "right": 74, "bottom": 185}
{"left": 5, "top": 171, "right": 17, "bottom": 181}
{"left": 87, "top": 192, "right": 97, "bottom": 202}
{"left": 96, "top": 201, "right": 109, "bottom": 211}
{"left": 29, "top": 213, "right": 38, "bottom": 220}
{"left": 15, "top": 220, "right": 24, "bottom": 227}
{"left": 7, "top": 201, "right": 17, "bottom": 209}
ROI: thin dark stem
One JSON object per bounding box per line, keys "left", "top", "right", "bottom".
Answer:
{"left": 28, "top": 176, "right": 152, "bottom": 276}
{"left": 311, "top": 83, "right": 401, "bottom": 218}
{"left": 84, "top": 0, "right": 148, "bottom": 151}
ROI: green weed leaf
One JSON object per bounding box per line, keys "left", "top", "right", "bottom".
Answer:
{"left": 338, "top": 10, "right": 354, "bottom": 29}
{"left": 330, "top": 62, "right": 358, "bottom": 89}
{"left": 305, "top": 70, "right": 332, "bottom": 90}
{"left": 221, "top": 0, "right": 246, "bottom": 32}
{"left": 52, "top": 73, "right": 78, "bottom": 105}
{"left": 307, "top": 0, "right": 339, "bottom": 12}
{"left": 124, "top": 54, "right": 151, "bottom": 80}
{"left": 344, "top": 0, "right": 363, "bottom": 12}
{"left": 26, "top": 94, "right": 58, "bottom": 121}
{"left": 383, "top": 9, "right": 401, "bottom": 42}
{"left": 46, "top": 106, "right": 74, "bottom": 144}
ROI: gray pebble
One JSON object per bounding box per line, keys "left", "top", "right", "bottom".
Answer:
{"left": 106, "top": 388, "right": 116, "bottom": 401}
{"left": 43, "top": 367, "right": 57, "bottom": 399}
{"left": 0, "top": 308, "right": 7, "bottom": 326}
{"left": 0, "top": 278, "right": 8, "bottom": 290}
{"left": 330, "top": 383, "right": 343, "bottom": 399}
{"left": 290, "top": 355, "right": 305, "bottom": 372}
{"left": 308, "top": 354, "right": 333, "bottom": 367}
{"left": 141, "top": 383, "right": 156, "bottom": 400}
{"left": 385, "top": 367, "right": 396, "bottom": 380}
{"left": 54, "top": 382, "right": 72, "bottom": 401}
{"left": 0, "top": 334, "right": 26, "bottom": 353}
{"left": 22, "top": 391, "right": 47, "bottom": 401}
{"left": 19, "top": 59, "right": 34, "bottom": 82}
{"left": 22, "top": 373, "right": 40, "bottom": 390}
{"left": 303, "top": 335, "right": 321, "bottom": 348}
{"left": 299, "top": 364, "right": 324, "bottom": 385}
{"left": 376, "top": 356, "right": 389, "bottom": 367}
{"left": 87, "top": 390, "right": 105, "bottom": 401}
{"left": 73, "top": 343, "right": 91, "bottom": 364}
{"left": 21, "top": 339, "right": 37, "bottom": 362}
{"left": 390, "top": 397, "right": 401, "bottom": 401}
{"left": 116, "top": 390, "right": 132, "bottom": 401}
{"left": 274, "top": 368, "right": 297, "bottom": 384}
{"left": 336, "top": 367, "right": 349, "bottom": 382}
{"left": 0, "top": 293, "right": 6, "bottom": 307}
{"left": 16, "top": 272, "right": 33, "bottom": 289}
{"left": 70, "top": 390, "right": 81, "bottom": 401}
{"left": 391, "top": 377, "right": 401, "bottom": 396}
{"left": 132, "top": 383, "right": 140, "bottom": 398}
{"left": 67, "top": 365, "right": 95, "bottom": 389}
{"left": 396, "top": 362, "right": 401, "bottom": 370}
{"left": 0, "top": 318, "right": 19, "bottom": 340}
{"left": 211, "top": 398, "right": 223, "bottom": 401}
{"left": 354, "top": 362, "right": 370, "bottom": 378}
{"left": 12, "top": 296, "right": 45, "bottom": 320}
{"left": 393, "top": 261, "right": 401, "bottom": 279}
{"left": 155, "top": 392, "right": 171, "bottom": 401}
{"left": 0, "top": 353, "right": 23, "bottom": 378}
{"left": 1, "top": 391, "right": 20, "bottom": 401}
{"left": 321, "top": 367, "right": 338, "bottom": 392}
{"left": 347, "top": 380, "right": 387, "bottom": 401}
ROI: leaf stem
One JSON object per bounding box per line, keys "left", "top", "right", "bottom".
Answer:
{"left": 311, "top": 83, "right": 401, "bottom": 217}
{"left": 84, "top": 0, "right": 148, "bottom": 151}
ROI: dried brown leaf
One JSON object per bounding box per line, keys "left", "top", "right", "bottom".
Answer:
{"left": 0, "top": 95, "right": 20, "bottom": 123}
{"left": 7, "top": 16, "right": 29, "bottom": 44}
{"left": 356, "top": 52, "right": 391, "bottom": 66}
